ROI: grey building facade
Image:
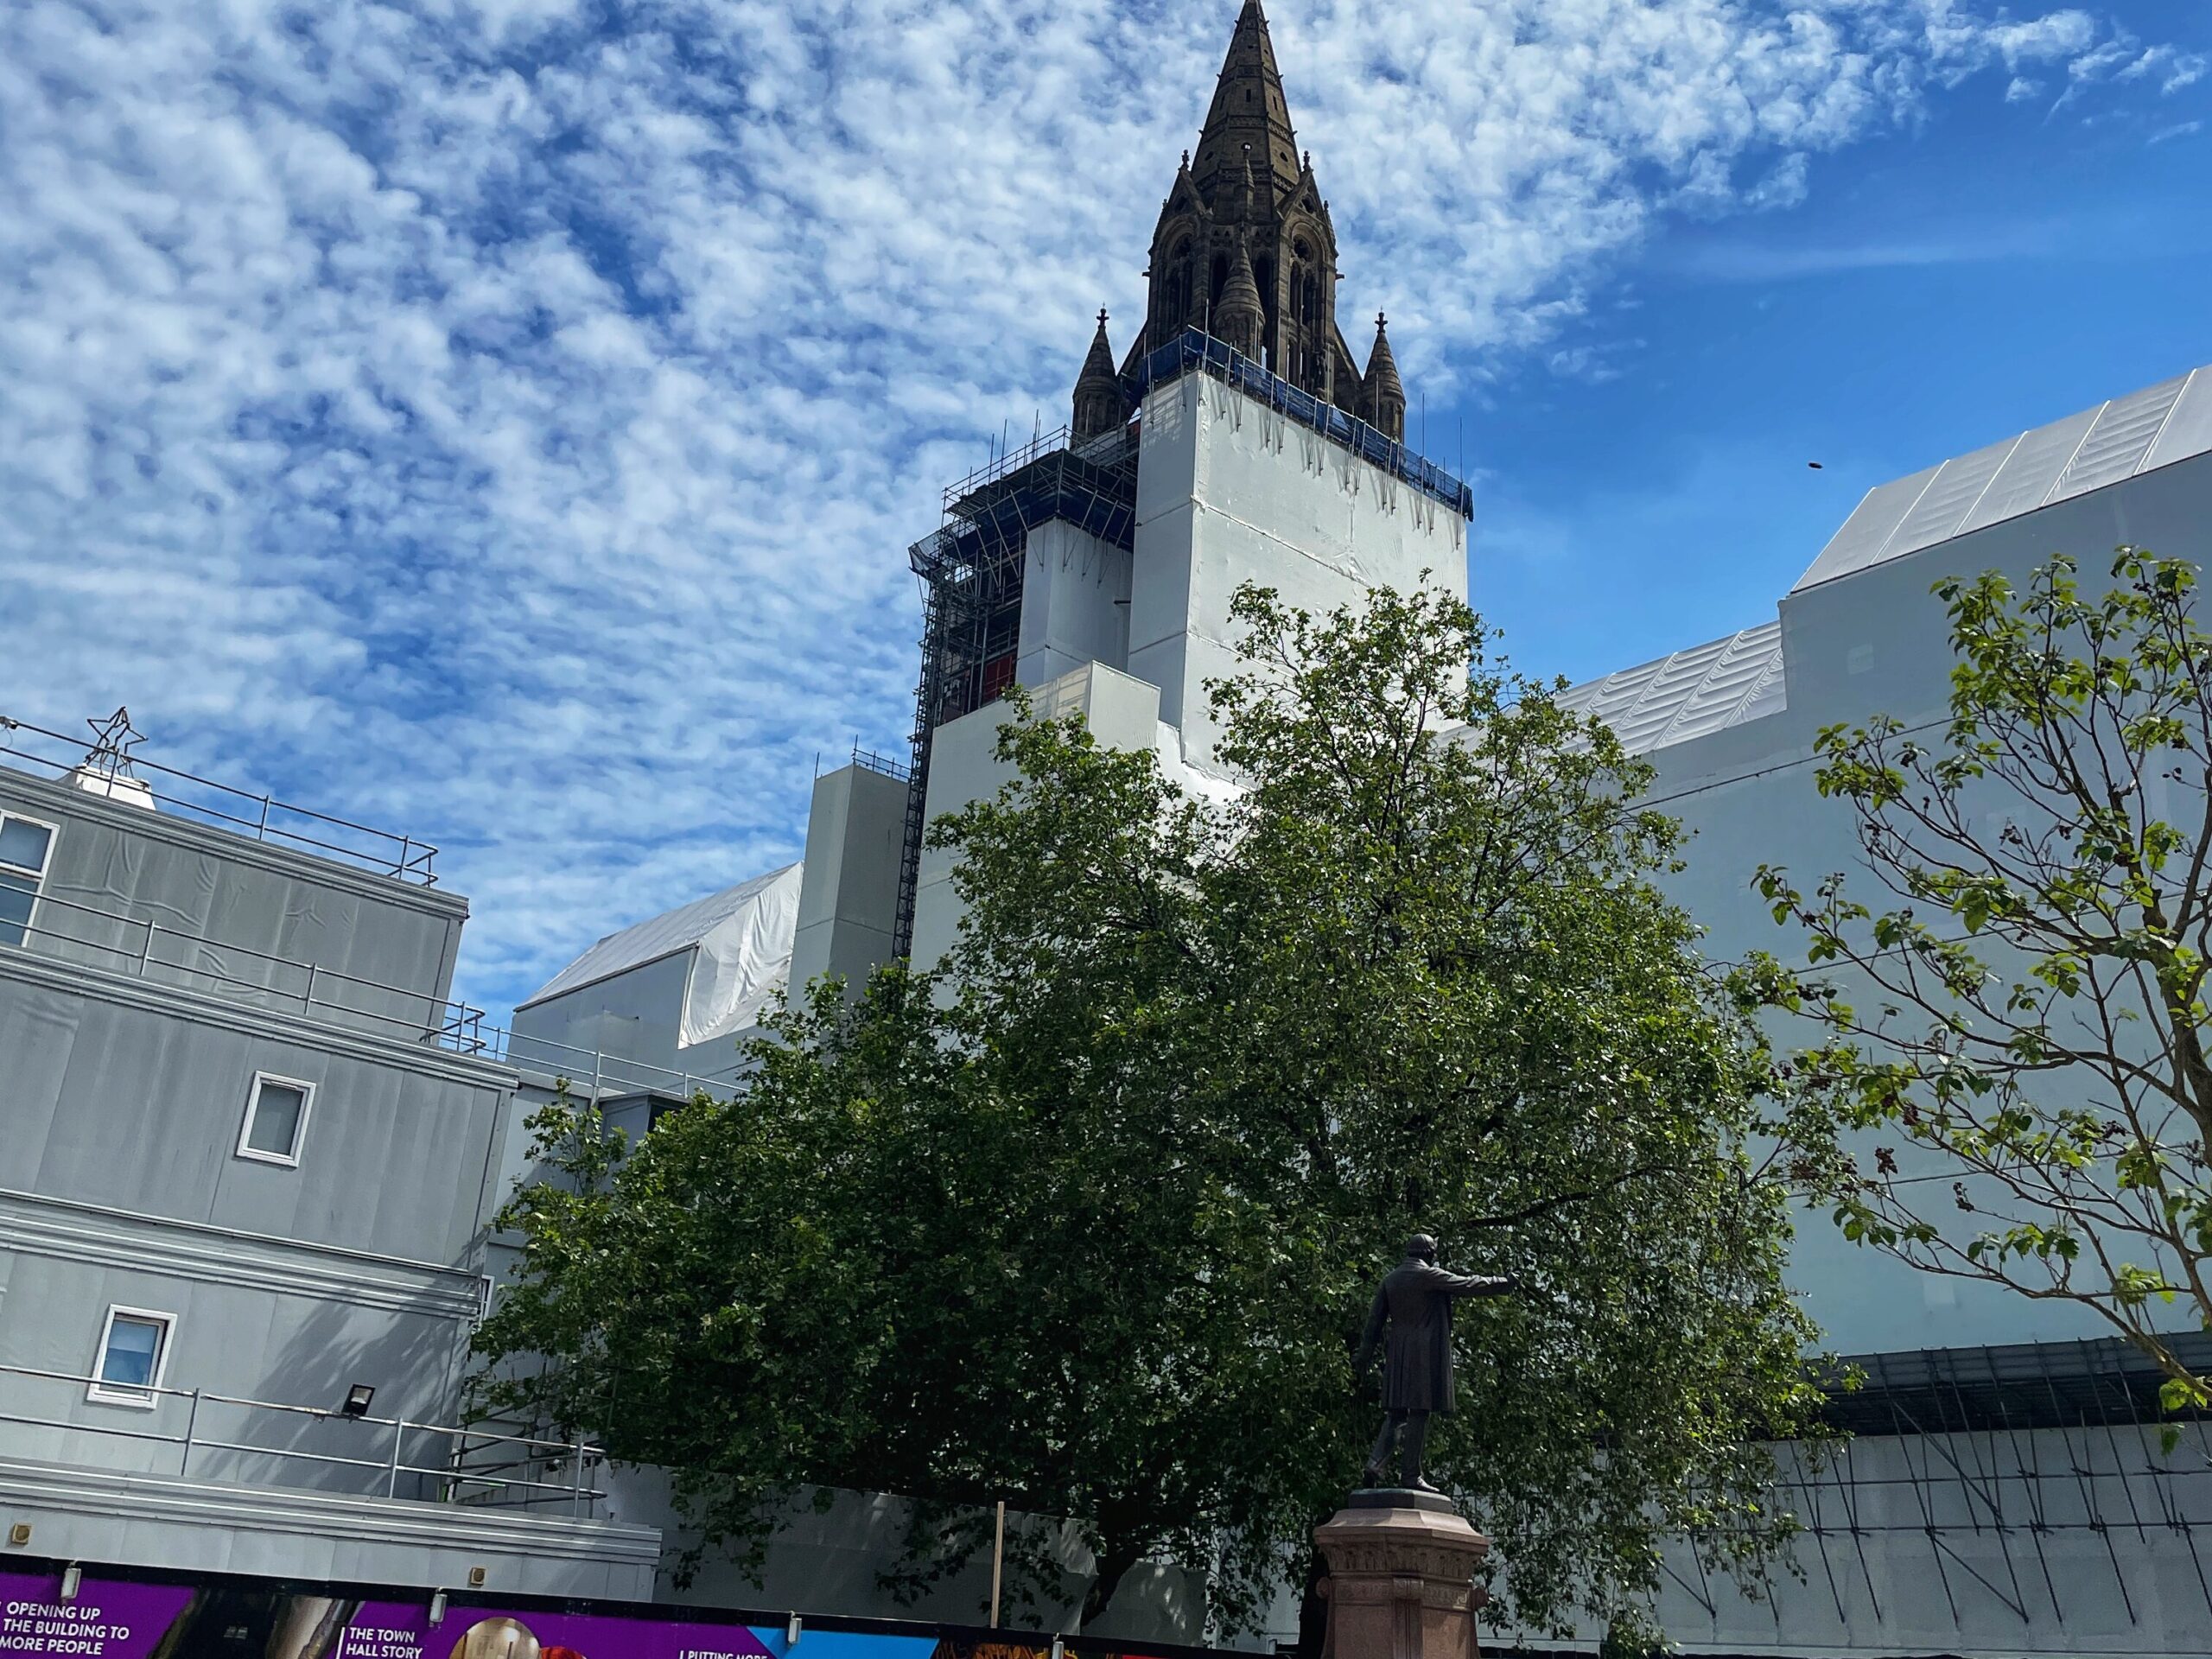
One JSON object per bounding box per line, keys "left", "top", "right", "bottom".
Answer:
{"left": 0, "top": 720, "right": 657, "bottom": 1599}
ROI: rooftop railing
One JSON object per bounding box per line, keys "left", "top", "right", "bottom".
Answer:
{"left": 6, "top": 887, "right": 488, "bottom": 1053}
{"left": 0, "top": 1361, "right": 608, "bottom": 1516}
{"left": 0, "top": 711, "right": 440, "bottom": 886}
{"left": 849, "top": 743, "right": 915, "bottom": 784}
{"left": 1132, "top": 327, "right": 1476, "bottom": 518}
{"left": 486, "top": 1025, "right": 742, "bottom": 1103}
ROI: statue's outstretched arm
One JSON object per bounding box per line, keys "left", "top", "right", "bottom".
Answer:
{"left": 1442, "top": 1270, "right": 1520, "bottom": 1299}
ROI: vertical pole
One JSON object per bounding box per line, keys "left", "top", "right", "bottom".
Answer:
{"left": 389, "top": 1419, "right": 405, "bottom": 1498}
{"left": 989, "top": 1499, "right": 1006, "bottom": 1627}
{"left": 304, "top": 963, "right": 318, "bottom": 1014}
{"left": 573, "top": 1442, "right": 587, "bottom": 1517}
{"left": 181, "top": 1389, "right": 201, "bottom": 1478}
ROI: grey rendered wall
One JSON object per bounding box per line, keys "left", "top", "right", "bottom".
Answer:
{"left": 0, "top": 768, "right": 469, "bottom": 1038}
{"left": 0, "top": 955, "right": 512, "bottom": 1485}
{"left": 1621, "top": 450, "right": 2212, "bottom": 1357}
{"left": 908, "top": 665, "right": 1161, "bottom": 973}
{"left": 791, "top": 765, "right": 908, "bottom": 999}
{"left": 1017, "top": 520, "right": 1133, "bottom": 689}
{"left": 508, "top": 950, "right": 696, "bottom": 1082}
{"left": 601, "top": 1466, "right": 1204, "bottom": 1644}
{"left": 0, "top": 963, "right": 511, "bottom": 1262}
{"left": 1128, "top": 372, "right": 1466, "bottom": 759}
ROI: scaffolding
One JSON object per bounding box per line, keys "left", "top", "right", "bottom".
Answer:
{"left": 888, "top": 329, "right": 1476, "bottom": 957}
{"left": 1643, "top": 1332, "right": 2212, "bottom": 1644}
{"left": 893, "top": 425, "right": 1139, "bottom": 957}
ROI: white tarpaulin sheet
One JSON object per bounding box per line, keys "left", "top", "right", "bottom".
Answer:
{"left": 522, "top": 861, "right": 803, "bottom": 1045}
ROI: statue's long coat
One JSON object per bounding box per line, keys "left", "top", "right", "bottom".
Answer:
{"left": 1361, "top": 1255, "right": 1515, "bottom": 1414}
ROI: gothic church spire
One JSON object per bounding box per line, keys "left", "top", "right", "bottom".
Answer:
{"left": 1191, "top": 0, "right": 1302, "bottom": 208}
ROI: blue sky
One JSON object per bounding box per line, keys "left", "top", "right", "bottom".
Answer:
{"left": 3, "top": 0, "right": 2208, "bottom": 1027}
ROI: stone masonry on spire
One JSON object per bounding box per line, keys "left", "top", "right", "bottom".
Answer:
{"left": 1072, "top": 309, "right": 1127, "bottom": 440}
{"left": 1065, "top": 2, "right": 1411, "bottom": 448}
{"left": 1126, "top": 0, "right": 1370, "bottom": 408}
{"left": 1361, "top": 312, "right": 1407, "bottom": 442}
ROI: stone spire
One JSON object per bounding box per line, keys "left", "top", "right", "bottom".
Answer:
{"left": 1071, "top": 309, "right": 1128, "bottom": 440}
{"left": 1134, "top": 1, "right": 1398, "bottom": 416}
{"left": 1192, "top": 0, "right": 1302, "bottom": 207}
{"left": 1361, "top": 312, "right": 1407, "bottom": 442}
{"left": 1216, "top": 237, "right": 1266, "bottom": 359}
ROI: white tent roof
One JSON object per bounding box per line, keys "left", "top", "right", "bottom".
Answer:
{"left": 1555, "top": 621, "right": 1786, "bottom": 756}
{"left": 1796, "top": 363, "right": 2212, "bottom": 594}
{"left": 520, "top": 861, "right": 804, "bottom": 1047}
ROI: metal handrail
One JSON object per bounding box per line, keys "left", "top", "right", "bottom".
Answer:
{"left": 0, "top": 713, "right": 438, "bottom": 886}
{"left": 1131, "top": 327, "right": 1477, "bottom": 518}
{"left": 3, "top": 888, "right": 486, "bottom": 1052}
{"left": 485, "top": 1024, "right": 741, "bottom": 1103}
{"left": 0, "top": 1361, "right": 607, "bottom": 1513}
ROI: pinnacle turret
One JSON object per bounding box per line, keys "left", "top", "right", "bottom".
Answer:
{"left": 1072, "top": 309, "right": 1129, "bottom": 441}
{"left": 1361, "top": 313, "right": 1407, "bottom": 442}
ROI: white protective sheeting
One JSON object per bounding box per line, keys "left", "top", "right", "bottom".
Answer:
{"left": 521, "top": 862, "right": 804, "bottom": 1046}
{"left": 1794, "top": 361, "right": 2212, "bottom": 594}
{"left": 1554, "top": 621, "right": 1786, "bottom": 755}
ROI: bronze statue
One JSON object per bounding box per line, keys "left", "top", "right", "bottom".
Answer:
{"left": 1356, "top": 1233, "right": 1518, "bottom": 1491}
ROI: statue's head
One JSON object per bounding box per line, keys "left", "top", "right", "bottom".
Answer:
{"left": 1407, "top": 1233, "right": 1438, "bottom": 1262}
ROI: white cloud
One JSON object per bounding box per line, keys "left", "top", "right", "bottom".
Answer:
{"left": 0, "top": 0, "right": 2185, "bottom": 1022}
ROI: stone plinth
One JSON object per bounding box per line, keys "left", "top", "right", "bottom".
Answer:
{"left": 1315, "top": 1491, "right": 1490, "bottom": 1659}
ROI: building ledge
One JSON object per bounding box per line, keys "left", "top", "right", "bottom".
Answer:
{"left": 0, "top": 1454, "right": 662, "bottom": 1597}
{"left": 0, "top": 946, "right": 518, "bottom": 1090}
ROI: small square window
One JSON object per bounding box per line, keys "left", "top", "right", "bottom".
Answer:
{"left": 89, "top": 1306, "right": 174, "bottom": 1408}
{"left": 238, "top": 1073, "right": 315, "bottom": 1166}
{"left": 0, "top": 817, "right": 53, "bottom": 874}
{"left": 0, "top": 813, "right": 55, "bottom": 950}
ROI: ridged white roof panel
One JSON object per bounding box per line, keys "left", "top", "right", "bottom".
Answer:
{"left": 1794, "top": 363, "right": 2212, "bottom": 593}
{"left": 1795, "top": 467, "right": 1940, "bottom": 594}
{"left": 2050, "top": 376, "right": 2189, "bottom": 504}
{"left": 2145, "top": 370, "right": 2212, "bottom": 472}
{"left": 1955, "top": 406, "right": 2101, "bottom": 537}
{"left": 1555, "top": 621, "right": 1786, "bottom": 755}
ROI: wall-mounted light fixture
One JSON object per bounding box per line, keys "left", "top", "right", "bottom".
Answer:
{"left": 340, "top": 1384, "right": 376, "bottom": 1420}
{"left": 428, "top": 1592, "right": 448, "bottom": 1628}
{"left": 6, "top": 1523, "right": 29, "bottom": 1548}
{"left": 60, "top": 1565, "right": 82, "bottom": 1604}
{"left": 1050, "top": 1637, "right": 1064, "bottom": 1659}
{"left": 467, "top": 1567, "right": 486, "bottom": 1588}
{"left": 785, "top": 1613, "right": 802, "bottom": 1648}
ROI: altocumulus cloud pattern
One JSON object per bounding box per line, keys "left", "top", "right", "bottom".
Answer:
{"left": 1, "top": 0, "right": 2200, "bottom": 1018}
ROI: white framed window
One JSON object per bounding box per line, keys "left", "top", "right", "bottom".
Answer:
{"left": 236, "top": 1072, "right": 316, "bottom": 1166}
{"left": 88, "top": 1305, "right": 175, "bottom": 1408}
{"left": 0, "top": 811, "right": 57, "bottom": 950}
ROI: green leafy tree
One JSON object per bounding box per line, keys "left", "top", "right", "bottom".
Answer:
{"left": 1745, "top": 550, "right": 2212, "bottom": 1428}
{"left": 475, "top": 583, "right": 1824, "bottom": 1649}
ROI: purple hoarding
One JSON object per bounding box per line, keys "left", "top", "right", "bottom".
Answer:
{"left": 2, "top": 1574, "right": 197, "bottom": 1659}
{"left": 0, "top": 1576, "right": 777, "bottom": 1659}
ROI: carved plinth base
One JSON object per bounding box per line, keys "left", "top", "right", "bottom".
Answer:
{"left": 1315, "top": 1492, "right": 1491, "bottom": 1659}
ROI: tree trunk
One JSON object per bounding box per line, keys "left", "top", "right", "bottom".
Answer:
{"left": 1295, "top": 1538, "right": 1330, "bottom": 1659}
{"left": 1082, "top": 1536, "right": 1141, "bottom": 1630}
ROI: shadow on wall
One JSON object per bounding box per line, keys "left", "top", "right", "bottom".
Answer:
{"left": 196, "top": 1289, "right": 480, "bottom": 1500}
{"left": 605, "top": 1468, "right": 1206, "bottom": 1645}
